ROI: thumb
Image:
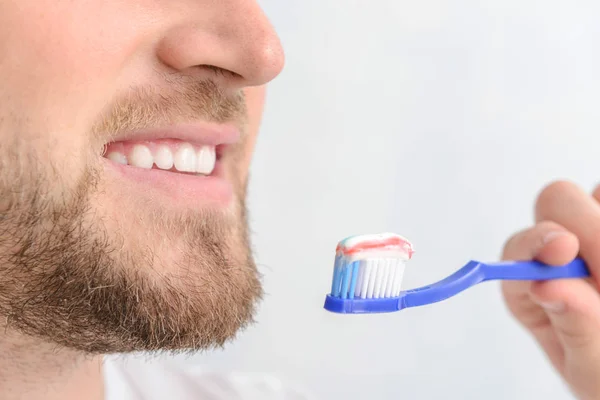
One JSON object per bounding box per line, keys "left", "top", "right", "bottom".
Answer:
{"left": 530, "top": 278, "right": 600, "bottom": 352}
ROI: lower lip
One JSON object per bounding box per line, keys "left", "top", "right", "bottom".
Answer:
{"left": 102, "top": 158, "right": 234, "bottom": 208}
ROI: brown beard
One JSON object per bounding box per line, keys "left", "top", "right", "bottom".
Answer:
{"left": 0, "top": 79, "right": 263, "bottom": 355}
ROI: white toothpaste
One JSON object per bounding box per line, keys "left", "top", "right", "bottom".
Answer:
{"left": 336, "top": 232, "right": 414, "bottom": 263}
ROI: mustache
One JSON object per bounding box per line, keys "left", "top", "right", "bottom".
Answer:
{"left": 92, "top": 79, "right": 247, "bottom": 142}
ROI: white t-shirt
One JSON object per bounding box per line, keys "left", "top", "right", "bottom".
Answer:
{"left": 103, "top": 356, "right": 312, "bottom": 400}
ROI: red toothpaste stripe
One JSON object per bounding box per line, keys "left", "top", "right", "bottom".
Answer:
{"left": 337, "top": 236, "right": 414, "bottom": 258}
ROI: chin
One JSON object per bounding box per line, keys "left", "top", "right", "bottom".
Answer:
{"left": 0, "top": 163, "right": 262, "bottom": 355}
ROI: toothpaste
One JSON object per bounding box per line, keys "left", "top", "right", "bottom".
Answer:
{"left": 336, "top": 232, "right": 414, "bottom": 262}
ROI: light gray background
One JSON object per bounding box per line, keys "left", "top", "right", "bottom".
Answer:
{"left": 183, "top": 1, "right": 600, "bottom": 399}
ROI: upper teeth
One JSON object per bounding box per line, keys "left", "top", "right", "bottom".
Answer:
{"left": 104, "top": 141, "right": 217, "bottom": 175}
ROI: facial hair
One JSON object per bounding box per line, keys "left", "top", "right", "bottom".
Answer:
{"left": 0, "top": 79, "right": 262, "bottom": 354}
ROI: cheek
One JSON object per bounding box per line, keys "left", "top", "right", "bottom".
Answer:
{"left": 0, "top": 2, "right": 138, "bottom": 123}
{"left": 0, "top": 1, "right": 152, "bottom": 184}
{"left": 240, "top": 86, "right": 266, "bottom": 172}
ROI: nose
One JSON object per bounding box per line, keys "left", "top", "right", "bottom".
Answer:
{"left": 157, "top": 0, "right": 285, "bottom": 88}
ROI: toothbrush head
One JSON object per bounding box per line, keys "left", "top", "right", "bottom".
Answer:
{"left": 325, "top": 233, "right": 414, "bottom": 314}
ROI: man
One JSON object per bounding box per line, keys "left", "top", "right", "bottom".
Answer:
{"left": 0, "top": 1, "right": 598, "bottom": 399}
{"left": 1, "top": 1, "right": 284, "bottom": 399}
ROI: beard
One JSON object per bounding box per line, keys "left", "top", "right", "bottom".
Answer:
{"left": 0, "top": 80, "right": 262, "bottom": 355}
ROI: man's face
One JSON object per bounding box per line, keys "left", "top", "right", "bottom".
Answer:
{"left": 0, "top": 1, "right": 284, "bottom": 353}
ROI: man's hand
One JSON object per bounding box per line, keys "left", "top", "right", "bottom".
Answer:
{"left": 502, "top": 181, "right": 600, "bottom": 400}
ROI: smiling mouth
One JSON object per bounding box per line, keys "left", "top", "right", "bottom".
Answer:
{"left": 99, "top": 123, "right": 240, "bottom": 207}
{"left": 103, "top": 139, "right": 225, "bottom": 176}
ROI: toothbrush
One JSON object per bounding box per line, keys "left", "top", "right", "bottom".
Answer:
{"left": 324, "top": 233, "right": 590, "bottom": 314}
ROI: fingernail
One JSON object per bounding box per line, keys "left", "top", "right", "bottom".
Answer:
{"left": 538, "top": 301, "right": 566, "bottom": 314}
{"left": 542, "top": 231, "right": 570, "bottom": 246}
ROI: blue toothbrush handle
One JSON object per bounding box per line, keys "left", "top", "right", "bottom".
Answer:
{"left": 482, "top": 258, "right": 590, "bottom": 280}
{"left": 401, "top": 258, "right": 590, "bottom": 310}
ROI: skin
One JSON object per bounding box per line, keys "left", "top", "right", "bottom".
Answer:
{"left": 502, "top": 180, "right": 600, "bottom": 400}
{"left": 1, "top": 1, "right": 598, "bottom": 400}
{"left": 0, "top": 1, "right": 283, "bottom": 399}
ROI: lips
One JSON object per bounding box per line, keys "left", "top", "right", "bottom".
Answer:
{"left": 108, "top": 122, "right": 240, "bottom": 147}
{"left": 101, "top": 122, "right": 240, "bottom": 208}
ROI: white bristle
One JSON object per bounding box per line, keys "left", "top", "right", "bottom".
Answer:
{"left": 354, "top": 261, "right": 365, "bottom": 298}
{"left": 360, "top": 262, "right": 372, "bottom": 298}
{"left": 393, "top": 264, "right": 405, "bottom": 296}
{"left": 382, "top": 260, "right": 390, "bottom": 292}
{"left": 332, "top": 257, "right": 408, "bottom": 299}
{"left": 384, "top": 260, "right": 397, "bottom": 297}
{"left": 366, "top": 259, "right": 377, "bottom": 298}
{"left": 373, "top": 259, "right": 387, "bottom": 299}
{"left": 391, "top": 262, "right": 399, "bottom": 297}
{"left": 378, "top": 260, "right": 390, "bottom": 298}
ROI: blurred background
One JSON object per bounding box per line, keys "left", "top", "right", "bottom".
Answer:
{"left": 126, "top": 1, "right": 600, "bottom": 399}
